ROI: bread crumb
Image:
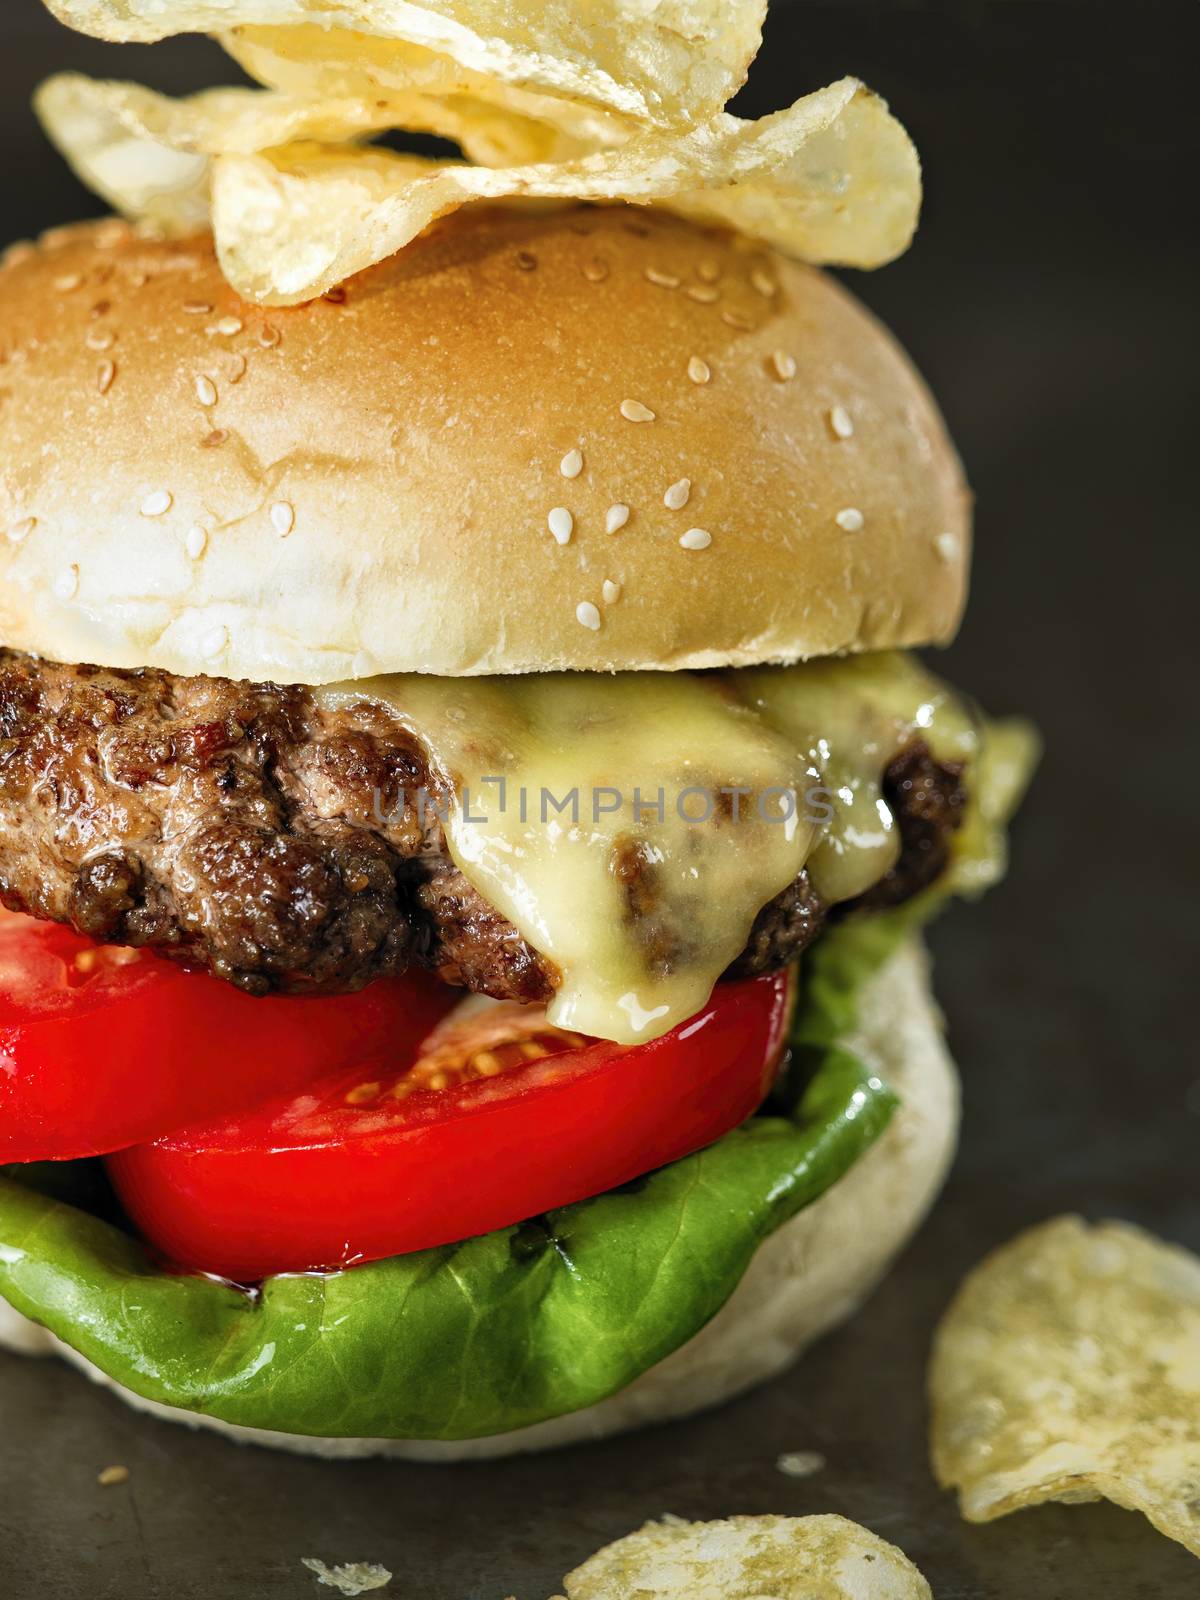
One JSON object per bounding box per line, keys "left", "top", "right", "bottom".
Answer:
{"left": 97, "top": 1465, "right": 130, "bottom": 1487}
{"left": 301, "top": 1558, "right": 391, "bottom": 1595}
{"left": 777, "top": 1450, "right": 827, "bottom": 1478}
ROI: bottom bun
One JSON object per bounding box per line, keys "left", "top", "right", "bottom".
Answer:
{"left": 0, "top": 938, "right": 958, "bottom": 1459}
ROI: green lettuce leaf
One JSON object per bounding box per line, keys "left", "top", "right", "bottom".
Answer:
{"left": 0, "top": 715, "right": 1037, "bottom": 1439}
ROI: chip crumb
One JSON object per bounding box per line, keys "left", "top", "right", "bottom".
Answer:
{"left": 97, "top": 1465, "right": 130, "bottom": 1487}
{"left": 776, "top": 1450, "right": 827, "bottom": 1479}
{"left": 301, "top": 1558, "right": 392, "bottom": 1596}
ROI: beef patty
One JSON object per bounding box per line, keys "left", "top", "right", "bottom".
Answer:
{"left": 0, "top": 651, "right": 965, "bottom": 1002}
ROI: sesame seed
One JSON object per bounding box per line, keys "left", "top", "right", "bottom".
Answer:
{"left": 602, "top": 579, "right": 621, "bottom": 604}
{"left": 663, "top": 478, "right": 691, "bottom": 511}
{"left": 830, "top": 405, "right": 854, "bottom": 439}
{"left": 183, "top": 300, "right": 213, "bottom": 315}
{"left": 7, "top": 517, "right": 36, "bottom": 543}
{"left": 722, "top": 309, "right": 755, "bottom": 331}
{"left": 185, "top": 525, "right": 208, "bottom": 559}
{"left": 771, "top": 350, "right": 797, "bottom": 382}
{"left": 257, "top": 325, "right": 281, "bottom": 349}
{"left": 679, "top": 527, "right": 712, "bottom": 550}
{"left": 696, "top": 258, "right": 721, "bottom": 283}
{"left": 687, "top": 356, "right": 711, "bottom": 385}
{"left": 548, "top": 507, "right": 574, "bottom": 545}
{"left": 575, "top": 600, "right": 601, "bottom": 631}
{"left": 140, "top": 490, "right": 172, "bottom": 517}
{"left": 127, "top": 271, "right": 148, "bottom": 289}
{"left": 559, "top": 449, "right": 583, "bottom": 480}
{"left": 97, "top": 1466, "right": 130, "bottom": 1488}
{"left": 85, "top": 330, "right": 115, "bottom": 352}
{"left": 53, "top": 272, "right": 82, "bottom": 292}
{"left": 685, "top": 284, "right": 719, "bottom": 304}
{"left": 620, "top": 399, "right": 655, "bottom": 423}
{"left": 214, "top": 315, "right": 243, "bottom": 337}
{"left": 645, "top": 268, "right": 680, "bottom": 288}
{"left": 750, "top": 267, "right": 777, "bottom": 298}
{"left": 226, "top": 353, "right": 247, "bottom": 383}
{"left": 836, "top": 507, "right": 865, "bottom": 532}
{"left": 96, "top": 359, "right": 116, "bottom": 396}
{"left": 935, "top": 531, "right": 959, "bottom": 562}
{"left": 270, "top": 501, "right": 295, "bottom": 537}
{"left": 200, "top": 624, "right": 227, "bottom": 658}
{"left": 515, "top": 250, "right": 537, "bottom": 271}
{"left": 605, "top": 504, "right": 630, "bottom": 535}
{"left": 583, "top": 258, "right": 610, "bottom": 283}
{"left": 194, "top": 374, "right": 217, "bottom": 407}
{"left": 53, "top": 563, "right": 79, "bottom": 599}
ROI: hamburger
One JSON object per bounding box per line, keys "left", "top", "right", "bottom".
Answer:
{"left": 0, "top": 202, "right": 1032, "bottom": 1457}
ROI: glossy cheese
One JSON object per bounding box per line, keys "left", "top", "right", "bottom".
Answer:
{"left": 318, "top": 652, "right": 977, "bottom": 1044}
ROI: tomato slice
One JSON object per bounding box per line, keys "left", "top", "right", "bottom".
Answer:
{"left": 108, "top": 970, "right": 793, "bottom": 1281}
{"left": 0, "top": 911, "right": 451, "bottom": 1161}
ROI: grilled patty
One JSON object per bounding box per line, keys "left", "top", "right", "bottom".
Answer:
{"left": 0, "top": 651, "right": 965, "bottom": 1002}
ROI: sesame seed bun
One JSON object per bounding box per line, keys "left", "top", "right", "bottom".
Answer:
{"left": 0, "top": 206, "right": 969, "bottom": 683}
{"left": 0, "top": 938, "right": 958, "bottom": 1457}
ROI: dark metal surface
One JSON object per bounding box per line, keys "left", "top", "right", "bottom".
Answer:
{"left": 2, "top": 2, "right": 1197, "bottom": 1595}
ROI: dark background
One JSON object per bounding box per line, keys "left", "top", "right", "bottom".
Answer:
{"left": 1, "top": 2, "right": 1196, "bottom": 1595}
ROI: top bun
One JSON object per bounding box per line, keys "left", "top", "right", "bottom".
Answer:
{"left": 0, "top": 205, "right": 969, "bottom": 683}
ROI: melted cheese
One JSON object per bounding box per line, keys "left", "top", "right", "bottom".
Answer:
{"left": 318, "top": 652, "right": 977, "bottom": 1044}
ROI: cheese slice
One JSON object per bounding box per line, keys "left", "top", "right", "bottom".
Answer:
{"left": 318, "top": 651, "right": 977, "bottom": 1043}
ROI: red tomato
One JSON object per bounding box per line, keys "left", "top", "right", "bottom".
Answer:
{"left": 108, "top": 970, "right": 793, "bottom": 1281}
{"left": 0, "top": 911, "right": 451, "bottom": 1161}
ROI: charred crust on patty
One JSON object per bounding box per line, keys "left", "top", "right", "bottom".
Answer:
{"left": 859, "top": 742, "right": 967, "bottom": 909}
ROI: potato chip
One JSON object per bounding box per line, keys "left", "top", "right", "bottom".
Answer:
{"left": 562, "top": 1514, "right": 932, "bottom": 1600}
{"left": 930, "top": 1215, "right": 1200, "bottom": 1557}
{"left": 669, "top": 92, "right": 920, "bottom": 268}
{"left": 222, "top": 23, "right": 632, "bottom": 157}
{"left": 43, "top": 0, "right": 768, "bottom": 127}
{"left": 34, "top": 69, "right": 563, "bottom": 208}
{"left": 35, "top": 75, "right": 214, "bottom": 235}
{"left": 37, "top": 1, "right": 922, "bottom": 305}
{"left": 205, "top": 79, "right": 916, "bottom": 302}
